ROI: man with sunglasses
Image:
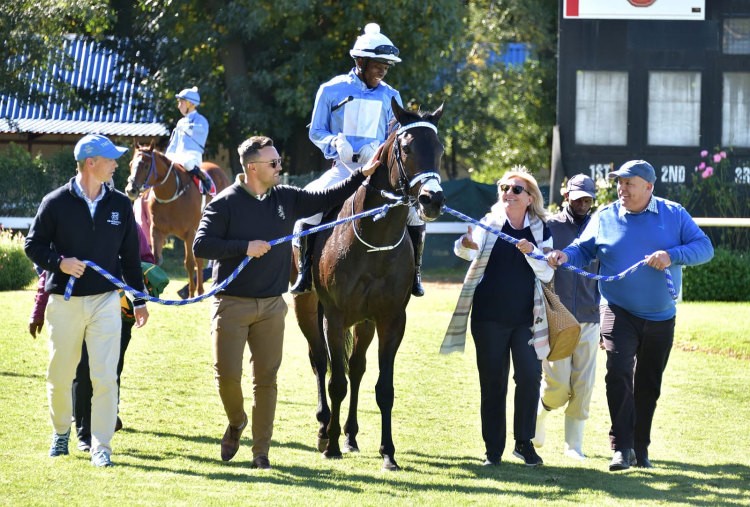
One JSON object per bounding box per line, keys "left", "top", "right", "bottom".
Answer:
{"left": 292, "top": 23, "right": 429, "bottom": 298}
{"left": 193, "top": 136, "right": 380, "bottom": 470}
{"left": 547, "top": 161, "right": 713, "bottom": 471}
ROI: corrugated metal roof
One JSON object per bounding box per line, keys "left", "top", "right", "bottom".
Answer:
{"left": 0, "top": 37, "right": 168, "bottom": 136}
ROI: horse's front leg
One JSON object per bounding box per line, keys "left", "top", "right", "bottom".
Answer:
{"left": 294, "top": 294, "right": 330, "bottom": 452}
{"left": 375, "top": 311, "right": 407, "bottom": 471}
{"left": 151, "top": 227, "right": 166, "bottom": 267}
{"left": 343, "top": 320, "right": 375, "bottom": 453}
{"left": 183, "top": 231, "right": 198, "bottom": 298}
{"left": 323, "top": 313, "right": 349, "bottom": 459}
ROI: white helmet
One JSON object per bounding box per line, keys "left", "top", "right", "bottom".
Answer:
{"left": 349, "top": 23, "right": 401, "bottom": 64}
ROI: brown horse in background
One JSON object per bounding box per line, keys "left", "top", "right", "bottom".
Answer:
{"left": 293, "top": 99, "right": 445, "bottom": 470}
{"left": 125, "top": 145, "right": 230, "bottom": 297}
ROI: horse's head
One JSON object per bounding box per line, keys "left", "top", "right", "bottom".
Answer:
{"left": 388, "top": 97, "right": 445, "bottom": 221}
{"left": 125, "top": 144, "right": 158, "bottom": 200}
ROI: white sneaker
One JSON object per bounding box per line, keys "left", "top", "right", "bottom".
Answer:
{"left": 91, "top": 449, "right": 114, "bottom": 467}
{"left": 564, "top": 416, "right": 586, "bottom": 460}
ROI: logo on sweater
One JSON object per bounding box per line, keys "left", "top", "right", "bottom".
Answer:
{"left": 107, "top": 212, "right": 121, "bottom": 226}
{"left": 277, "top": 205, "right": 286, "bottom": 220}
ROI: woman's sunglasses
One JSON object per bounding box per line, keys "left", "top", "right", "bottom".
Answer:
{"left": 254, "top": 158, "right": 283, "bottom": 169}
{"left": 499, "top": 183, "right": 530, "bottom": 195}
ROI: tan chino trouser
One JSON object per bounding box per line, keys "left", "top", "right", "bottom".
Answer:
{"left": 211, "top": 295, "right": 287, "bottom": 457}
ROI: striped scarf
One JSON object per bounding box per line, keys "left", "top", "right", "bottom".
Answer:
{"left": 440, "top": 207, "right": 550, "bottom": 359}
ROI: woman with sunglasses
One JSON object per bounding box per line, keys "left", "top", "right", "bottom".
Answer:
{"left": 292, "top": 23, "right": 428, "bottom": 299}
{"left": 442, "top": 167, "right": 554, "bottom": 467}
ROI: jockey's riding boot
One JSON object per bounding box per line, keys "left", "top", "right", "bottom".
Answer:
{"left": 407, "top": 224, "right": 426, "bottom": 297}
{"left": 290, "top": 228, "right": 314, "bottom": 294}
{"left": 189, "top": 167, "right": 210, "bottom": 194}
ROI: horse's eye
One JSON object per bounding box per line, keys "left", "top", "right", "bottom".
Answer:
{"left": 401, "top": 142, "right": 411, "bottom": 154}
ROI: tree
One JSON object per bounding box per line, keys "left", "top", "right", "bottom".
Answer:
{"left": 0, "top": 1, "right": 114, "bottom": 112}
{"left": 106, "top": 0, "right": 466, "bottom": 175}
{"left": 440, "top": 0, "right": 557, "bottom": 183}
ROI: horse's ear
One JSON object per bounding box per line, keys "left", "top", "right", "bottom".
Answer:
{"left": 392, "top": 96, "right": 407, "bottom": 126}
{"left": 149, "top": 140, "right": 155, "bottom": 150}
{"left": 429, "top": 103, "right": 444, "bottom": 125}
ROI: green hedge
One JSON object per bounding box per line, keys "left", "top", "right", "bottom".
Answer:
{"left": 683, "top": 248, "right": 750, "bottom": 302}
{"left": 0, "top": 229, "right": 35, "bottom": 291}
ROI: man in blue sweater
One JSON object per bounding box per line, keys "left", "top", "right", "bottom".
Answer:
{"left": 547, "top": 160, "right": 714, "bottom": 471}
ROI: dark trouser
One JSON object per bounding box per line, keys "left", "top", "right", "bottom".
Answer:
{"left": 600, "top": 304, "right": 675, "bottom": 454}
{"left": 471, "top": 320, "right": 541, "bottom": 459}
{"left": 73, "top": 319, "right": 134, "bottom": 442}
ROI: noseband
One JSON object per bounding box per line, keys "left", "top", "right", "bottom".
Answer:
{"left": 128, "top": 150, "right": 187, "bottom": 204}
{"left": 392, "top": 121, "right": 442, "bottom": 203}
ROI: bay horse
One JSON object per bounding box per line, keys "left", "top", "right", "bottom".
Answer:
{"left": 294, "top": 98, "right": 444, "bottom": 470}
{"left": 124, "top": 145, "right": 230, "bottom": 297}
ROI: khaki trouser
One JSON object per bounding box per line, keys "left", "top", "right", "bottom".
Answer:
{"left": 211, "top": 295, "right": 287, "bottom": 457}
{"left": 46, "top": 292, "right": 121, "bottom": 454}
{"left": 540, "top": 322, "right": 599, "bottom": 420}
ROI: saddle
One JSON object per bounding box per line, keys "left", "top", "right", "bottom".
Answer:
{"left": 190, "top": 170, "right": 217, "bottom": 196}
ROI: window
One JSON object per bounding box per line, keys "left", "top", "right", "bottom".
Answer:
{"left": 723, "top": 73, "right": 750, "bottom": 147}
{"left": 648, "top": 72, "right": 701, "bottom": 146}
{"left": 575, "top": 71, "right": 628, "bottom": 145}
{"left": 723, "top": 18, "right": 750, "bottom": 55}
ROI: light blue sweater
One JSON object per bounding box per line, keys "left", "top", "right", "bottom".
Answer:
{"left": 563, "top": 197, "right": 714, "bottom": 321}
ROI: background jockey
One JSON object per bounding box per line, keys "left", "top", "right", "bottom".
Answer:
{"left": 292, "top": 22, "right": 428, "bottom": 297}
{"left": 166, "top": 86, "right": 211, "bottom": 194}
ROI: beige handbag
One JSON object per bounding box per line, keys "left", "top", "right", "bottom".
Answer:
{"left": 541, "top": 281, "right": 581, "bottom": 361}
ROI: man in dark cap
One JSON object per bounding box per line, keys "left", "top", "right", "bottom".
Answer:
{"left": 547, "top": 160, "right": 714, "bottom": 471}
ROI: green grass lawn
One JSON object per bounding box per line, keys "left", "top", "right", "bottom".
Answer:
{"left": 0, "top": 280, "right": 748, "bottom": 506}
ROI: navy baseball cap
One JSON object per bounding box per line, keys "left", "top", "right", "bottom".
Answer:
{"left": 74, "top": 134, "right": 128, "bottom": 161}
{"left": 566, "top": 174, "right": 596, "bottom": 200}
{"left": 608, "top": 160, "right": 656, "bottom": 183}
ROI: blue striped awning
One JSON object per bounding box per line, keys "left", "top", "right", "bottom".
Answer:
{"left": 0, "top": 37, "right": 168, "bottom": 136}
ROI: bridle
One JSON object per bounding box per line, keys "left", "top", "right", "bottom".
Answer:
{"left": 128, "top": 149, "right": 188, "bottom": 204}
{"left": 353, "top": 121, "right": 442, "bottom": 252}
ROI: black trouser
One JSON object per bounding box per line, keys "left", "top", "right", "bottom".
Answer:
{"left": 471, "top": 320, "right": 541, "bottom": 459}
{"left": 73, "top": 320, "right": 135, "bottom": 441}
{"left": 600, "top": 304, "right": 675, "bottom": 454}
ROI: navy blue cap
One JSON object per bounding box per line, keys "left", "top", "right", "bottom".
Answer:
{"left": 608, "top": 160, "right": 656, "bottom": 183}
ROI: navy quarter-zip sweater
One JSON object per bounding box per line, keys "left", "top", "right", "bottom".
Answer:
{"left": 25, "top": 177, "right": 146, "bottom": 298}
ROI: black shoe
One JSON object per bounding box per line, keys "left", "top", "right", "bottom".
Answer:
{"left": 512, "top": 440, "right": 543, "bottom": 467}
{"left": 115, "top": 416, "right": 123, "bottom": 432}
{"left": 634, "top": 448, "right": 653, "bottom": 468}
{"left": 220, "top": 413, "right": 247, "bottom": 462}
{"left": 609, "top": 449, "right": 636, "bottom": 471}
{"left": 412, "top": 268, "right": 425, "bottom": 297}
{"left": 483, "top": 453, "right": 501, "bottom": 466}
{"left": 77, "top": 438, "right": 91, "bottom": 453}
{"left": 251, "top": 454, "right": 272, "bottom": 470}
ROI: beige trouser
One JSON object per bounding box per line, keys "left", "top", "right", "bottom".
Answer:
{"left": 540, "top": 322, "right": 599, "bottom": 419}
{"left": 211, "top": 295, "right": 287, "bottom": 457}
{"left": 46, "top": 292, "right": 121, "bottom": 454}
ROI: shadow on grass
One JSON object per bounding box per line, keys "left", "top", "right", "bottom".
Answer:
{"left": 0, "top": 370, "right": 44, "bottom": 380}
{"left": 112, "top": 429, "right": 750, "bottom": 504}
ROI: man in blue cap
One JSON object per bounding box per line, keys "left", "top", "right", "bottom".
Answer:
{"left": 166, "top": 86, "right": 211, "bottom": 193}
{"left": 25, "top": 134, "right": 149, "bottom": 468}
{"left": 546, "top": 160, "right": 714, "bottom": 471}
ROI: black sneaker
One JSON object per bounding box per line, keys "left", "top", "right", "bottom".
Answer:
{"left": 513, "top": 440, "right": 543, "bottom": 467}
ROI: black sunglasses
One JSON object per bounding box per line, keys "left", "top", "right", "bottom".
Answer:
{"left": 499, "top": 183, "right": 530, "bottom": 195}
{"left": 371, "top": 44, "right": 400, "bottom": 57}
{"left": 254, "top": 158, "right": 283, "bottom": 169}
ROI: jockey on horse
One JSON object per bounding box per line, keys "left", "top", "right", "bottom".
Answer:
{"left": 166, "top": 86, "right": 212, "bottom": 194}
{"left": 291, "top": 23, "right": 428, "bottom": 298}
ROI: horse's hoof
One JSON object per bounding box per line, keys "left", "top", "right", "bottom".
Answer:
{"left": 322, "top": 449, "right": 343, "bottom": 460}
{"left": 382, "top": 457, "right": 401, "bottom": 471}
{"left": 317, "top": 437, "right": 329, "bottom": 453}
{"left": 343, "top": 442, "right": 360, "bottom": 453}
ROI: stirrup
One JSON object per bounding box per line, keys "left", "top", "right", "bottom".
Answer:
{"left": 290, "top": 271, "right": 312, "bottom": 294}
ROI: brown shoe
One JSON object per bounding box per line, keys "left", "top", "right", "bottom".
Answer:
{"left": 220, "top": 413, "right": 248, "bottom": 462}
{"left": 251, "top": 455, "right": 271, "bottom": 470}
